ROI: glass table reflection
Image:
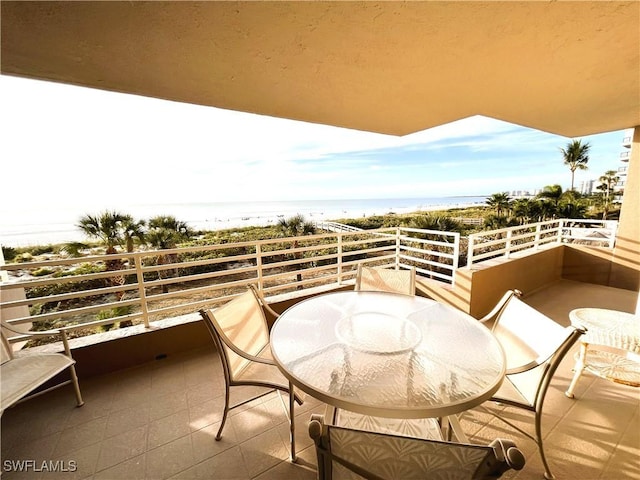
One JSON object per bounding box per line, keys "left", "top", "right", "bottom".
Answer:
{"left": 270, "top": 291, "right": 505, "bottom": 420}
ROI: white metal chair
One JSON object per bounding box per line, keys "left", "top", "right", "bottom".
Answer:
{"left": 309, "top": 414, "right": 525, "bottom": 480}
{"left": 477, "top": 290, "right": 585, "bottom": 480}
{"left": 1, "top": 322, "right": 84, "bottom": 414}
{"left": 199, "top": 285, "right": 304, "bottom": 461}
{"left": 355, "top": 264, "right": 416, "bottom": 295}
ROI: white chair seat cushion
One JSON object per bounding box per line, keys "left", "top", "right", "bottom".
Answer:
{"left": 334, "top": 409, "right": 444, "bottom": 440}
{"left": 1, "top": 353, "right": 75, "bottom": 410}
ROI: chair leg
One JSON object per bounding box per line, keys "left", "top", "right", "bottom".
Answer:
{"left": 69, "top": 364, "right": 84, "bottom": 407}
{"left": 536, "top": 411, "right": 555, "bottom": 480}
{"left": 565, "top": 343, "right": 587, "bottom": 399}
{"left": 216, "top": 385, "right": 231, "bottom": 441}
{"left": 289, "top": 382, "right": 297, "bottom": 462}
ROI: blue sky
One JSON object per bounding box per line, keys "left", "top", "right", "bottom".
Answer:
{"left": 1, "top": 75, "right": 626, "bottom": 208}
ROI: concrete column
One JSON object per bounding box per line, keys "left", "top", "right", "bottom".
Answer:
{"left": 610, "top": 125, "right": 640, "bottom": 290}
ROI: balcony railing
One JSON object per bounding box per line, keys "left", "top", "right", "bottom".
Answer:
{"left": 0, "top": 227, "right": 459, "bottom": 347}
{"left": 466, "top": 219, "right": 618, "bottom": 267}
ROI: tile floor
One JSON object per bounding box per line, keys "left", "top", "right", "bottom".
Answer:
{"left": 2, "top": 281, "right": 639, "bottom": 479}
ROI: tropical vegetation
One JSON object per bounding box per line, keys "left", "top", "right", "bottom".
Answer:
{"left": 561, "top": 139, "right": 591, "bottom": 191}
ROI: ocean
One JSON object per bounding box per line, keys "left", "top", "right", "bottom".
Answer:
{"left": 0, "top": 196, "right": 487, "bottom": 247}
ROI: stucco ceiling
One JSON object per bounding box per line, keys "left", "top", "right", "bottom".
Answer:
{"left": 2, "top": 1, "right": 639, "bottom": 137}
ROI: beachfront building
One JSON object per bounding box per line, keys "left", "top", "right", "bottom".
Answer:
{"left": 616, "top": 128, "right": 635, "bottom": 198}
{"left": 1, "top": 3, "right": 639, "bottom": 480}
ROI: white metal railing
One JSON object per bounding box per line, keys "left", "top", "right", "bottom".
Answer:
{"left": 450, "top": 217, "right": 484, "bottom": 226}
{"left": 0, "top": 227, "right": 458, "bottom": 347}
{"left": 466, "top": 219, "right": 618, "bottom": 267}
{"left": 315, "top": 221, "right": 363, "bottom": 232}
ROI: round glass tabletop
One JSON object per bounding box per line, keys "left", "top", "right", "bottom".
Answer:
{"left": 270, "top": 291, "right": 506, "bottom": 418}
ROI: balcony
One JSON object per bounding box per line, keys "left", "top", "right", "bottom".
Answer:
{"left": 1, "top": 222, "right": 638, "bottom": 479}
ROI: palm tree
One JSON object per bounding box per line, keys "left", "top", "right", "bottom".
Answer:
{"left": 598, "top": 170, "right": 620, "bottom": 203}
{"left": 276, "top": 214, "right": 316, "bottom": 238}
{"left": 561, "top": 139, "right": 590, "bottom": 191}
{"left": 409, "top": 215, "right": 462, "bottom": 236}
{"left": 536, "top": 184, "right": 564, "bottom": 218}
{"left": 485, "top": 193, "right": 512, "bottom": 217}
{"left": 120, "top": 216, "right": 147, "bottom": 255}
{"left": 597, "top": 170, "right": 620, "bottom": 220}
{"left": 511, "top": 198, "right": 536, "bottom": 224}
{"left": 276, "top": 214, "right": 316, "bottom": 285}
{"left": 146, "top": 216, "right": 192, "bottom": 293}
{"left": 77, "top": 211, "right": 127, "bottom": 254}
{"left": 77, "top": 210, "right": 128, "bottom": 297}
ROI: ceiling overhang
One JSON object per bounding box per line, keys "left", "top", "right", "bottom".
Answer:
{"left": 2, "top": 1, "right": 639, "bottom": 137}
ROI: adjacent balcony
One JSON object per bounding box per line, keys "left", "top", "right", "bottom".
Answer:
{"left": 1, "top": 220, "right": 638, "bottom": 479}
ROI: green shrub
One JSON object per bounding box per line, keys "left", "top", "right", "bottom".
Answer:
{"left": 31, "top": 267, "right": 56, "bottom": 277}
{"left": 96, "top": 305, "right": 134, "bottom": 331}
{"left": 2, "top": 246, "right": 17, "bottom": 261}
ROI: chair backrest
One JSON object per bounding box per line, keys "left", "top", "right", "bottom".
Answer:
{"left": 199, "top": 288, "right": 270, "bottom": 380}
{"left": 309, "top": 415, "right": 525, "bottom": 480}
{"left": 355, "top": 265, "right": 416, "bottom": 295}
{"left": 491, "top": 292, "right": 584, "bottom": 404}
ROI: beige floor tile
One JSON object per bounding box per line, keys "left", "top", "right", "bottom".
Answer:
{"left": 228, "top": 403, "right": 279, "bottom": 444}
{"left": 252, "top": 447, "right": 317, "bottom": 480}
{"left": 53, "top": 417, "right": 107, "bottom": 457}
{"left": 185, "top": 381, "right": 223, "bottom": 408}
{"left": 93, "top": 454, "right": 146, "bottom": 480}
{"left": 188, "top": 397, "right": 224, "bottom": 432}
{"left": 145, "top": 435, "right": 195, "bottom": 480}
{"left": 40, "top": 442, "right": 101, "bottom": 480}
{"left": 1, "top": 432, "right": 61, "bottom": 468}
{"left": 238, "top": 427, "right": 289, "bottom": 478}
{"left": 104, "top": 403, "right": 150, "bottom": 439}
{"left": 191, "top": 421, "right": 238, "bottom": 463}
{"left": 148, "top": 409, "right": 192, "bottom": 450}
{"left": 170, "top": 446, "right": 250, "bottom": 480}
{"left": 95, "top": 424, "right": 148, "bottom": 472}
{"left": 149, "top": 390, "right": 190, "bottom": 422}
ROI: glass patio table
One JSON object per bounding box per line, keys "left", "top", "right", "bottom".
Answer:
{"left": 270, "top": 291, "right": 506, "bottom": 425}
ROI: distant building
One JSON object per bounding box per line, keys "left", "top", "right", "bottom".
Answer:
{"left": 615, "top": 128, "right": 633, "bottom": 198}
{"left": 578, "top": 179, "right": 595, "bottom": 195}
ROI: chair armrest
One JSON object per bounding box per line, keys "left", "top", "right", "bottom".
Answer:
{"left": 248, "top": 284, "right": 280, "bottom": 319}
{"left": 477, "top": 290, "right": 522, "bottom": 325}
{"left": 2, "top": 323, "right": 74, "bottom": 357}
{"left": 215, "top": 330, "right": 277, "bottom": 366}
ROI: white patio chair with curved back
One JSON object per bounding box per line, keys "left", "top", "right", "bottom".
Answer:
{"left": 355, "top": 264, "right": 416, "bottom": 295}
{"left": 198, "top": 285, "right": 304, "bottom": 461}
{"left": 477, "top": 290, "right": 585, "bottom": 480}
{"left": 1, "top": 322, "right": 84, "bottom": 415}
{"left": 309, "top": 414, "right": 525, "bottom": 480}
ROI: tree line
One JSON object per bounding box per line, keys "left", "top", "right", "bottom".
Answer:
{"left": 484, "top": 139, "right": 620, "bottom": 228}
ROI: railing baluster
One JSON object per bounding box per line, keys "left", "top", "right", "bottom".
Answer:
{"left": 467, "top": 235, "right": 475, "bottom": 268}
{"left": 558, "top": 219, "right": 565, "bottom": 244}
{"left": 337, "top": 233, "right": 343, "bottom": 284}
{"left": 134, "top": 253, "right": 150, "bottom": 328}
{"left": 256, "top": 243, "right": 263, "bottom": 291}
{"left": 395, "top": 227, "right": 401, "bottom": 270}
